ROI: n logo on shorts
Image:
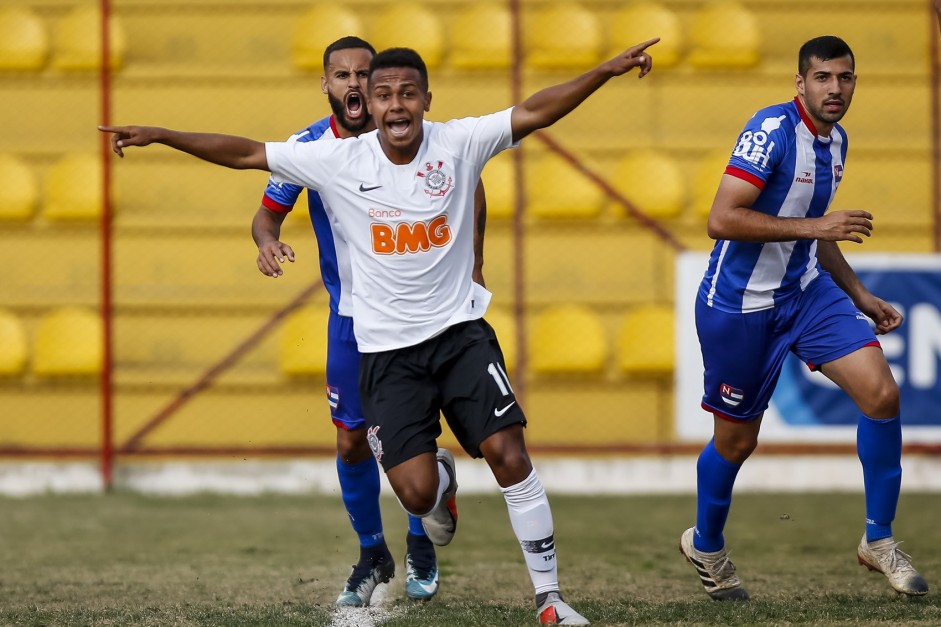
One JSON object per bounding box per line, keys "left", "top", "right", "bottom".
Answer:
{"left": 720, "top": 383, "right": 744, "bottom": 407}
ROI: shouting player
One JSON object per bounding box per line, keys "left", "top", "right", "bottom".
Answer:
{"left": 251, "top": 36, "right": 487, "bottom": 606}
{"left": 100, "top": 38, "right": 659, "bottom": 624}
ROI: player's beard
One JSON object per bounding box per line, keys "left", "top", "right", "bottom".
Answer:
{"left": 807, "top": 97, "right": 848, "bottom": 125}
{"left": 328, "top": 92, "right": 371, "bottom": 134}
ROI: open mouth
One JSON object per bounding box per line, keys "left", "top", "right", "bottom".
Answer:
{"left": 345, "top": 92, "right": 364, "bottom": 120}
{"left": 388, "top": 119, "right": 410, "bottom": 137}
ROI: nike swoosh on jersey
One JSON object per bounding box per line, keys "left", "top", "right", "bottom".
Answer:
{"left": 359, "top": 183, "right": 382, "bottom": 192}
{"left": 494, "top": 401, "right": 516, "bottom": 417}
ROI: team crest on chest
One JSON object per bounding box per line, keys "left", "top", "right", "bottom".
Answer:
{"left": 417, "top": 160, "right": 453, "bottom": 197}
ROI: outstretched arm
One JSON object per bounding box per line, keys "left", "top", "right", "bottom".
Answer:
{"left": 510, "top": 38, "right": 659, "bottom": 142}
{"left": 707, "top": 174, "right": 875, "bottom": 243}
{"left": 97, "top": 125, "right": 269, "bottom": 170}
{"left": 472, "top": 179, "right": 487, "bottom": 287}
{"left": 818, "top": 240, "right": 902, "bottom": 335}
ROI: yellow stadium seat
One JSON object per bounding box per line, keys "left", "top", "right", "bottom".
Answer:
{"left": 692, "top": 149, "right": 731, "bottom": 218}
{"left": 480, "top": 151, "right": 515, "bottom": 219}
{"left": 524, "top": 3, "right": 601, "bottom": 69}
{"left": 484, "top": 308, "right": 517, "bottom": 372}
{"left": 51, "top": 4, "right": 126, "bottom": 71}
{"left": 617, "top": 305, "right": 674, "bottom": 375}
{"left": 606, "top": 2, "right": 682, "bottom": 68}
{"left": 371, "top": 5, "right": 445, "bottom": 70}
{"left": 688, "top": 1, "right": 760, "bottom": 69}
{"left": 530, "top": 305, "right": 607, "bottom": 374}
{"left": 42, "top": 153, "right": 102, "bottom": 221}
{"left": 291, "top": 6, "right": 365, "bottom": 72}
{"left": 526, "top": 153, "right": 603, "bottom": 219}
{"left": 34, "top": 307, "right": 102, "bottom": 376}
{"left": 449, "top": 3, "right": 511, "bottom": 70}
{"left": 0, "top": 7, "right": 47, "bottom": 71}
{"left": 280, "top": 304, "right": 329, "bottom": 376}
{"left": 0, "top": 154, "right": 38, "bottom": 221}
{"left": 612, "top": 150, "right": 684, "bottom": 219}
{"left": 0, "top": 309, "right": 28, "bottom": 376}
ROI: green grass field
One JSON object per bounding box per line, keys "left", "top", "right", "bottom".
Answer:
{"left": 0, "top": 490, "right": 939, "bottom": 626}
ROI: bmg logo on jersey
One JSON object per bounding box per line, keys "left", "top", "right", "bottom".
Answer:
{"left": 371, "top": 214, "right": 452, "bottom": 255}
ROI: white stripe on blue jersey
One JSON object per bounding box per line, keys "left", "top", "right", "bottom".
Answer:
{"left": 261, "top": 116, "right": 355, "bottom": 317}
{"left": 699, "top": 97, "right": 848, "bottom": 313}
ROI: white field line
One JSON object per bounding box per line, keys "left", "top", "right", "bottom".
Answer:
{"left": 329, "top": 583, "right": 407, "bottom": 627}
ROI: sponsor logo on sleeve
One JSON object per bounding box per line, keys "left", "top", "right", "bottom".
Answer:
{"left": 732, "top": 115, "right": 784, "bottom": 172}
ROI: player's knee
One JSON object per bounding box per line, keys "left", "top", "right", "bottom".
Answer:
{"left": 715, "top": 435, "right": 757, "bottom": 465}
{"left": 481, "top": 427, "right": 533, "bottom": 487}
{"left": 861, "top": 379, "right": 900, "bottom": 419}
{"left": 396, "top": 484, "right": 437, "bottom": 517}
{"left": 335, "top": 427, "right": 372, "bottom": 464}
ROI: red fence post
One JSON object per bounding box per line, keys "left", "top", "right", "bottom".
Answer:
{"left": 98, "top": 0, "right": 114, "bottom": 491}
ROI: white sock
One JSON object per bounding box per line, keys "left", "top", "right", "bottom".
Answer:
{"left": 501, "top": 469, "right": 559, "bottom": 596}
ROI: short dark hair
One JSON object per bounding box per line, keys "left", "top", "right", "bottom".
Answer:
{"left": 368, "top": 47, "right": 428, "bottom": 90}
{"left": 798, "top": 36, "right": 854, "bottom": 76}
{"left": 323, "top": 36, "right": 376, "bottom": 72}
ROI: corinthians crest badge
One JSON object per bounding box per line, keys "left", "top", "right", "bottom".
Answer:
{"left": 366, "top": 425, "right": 383, "bottom": 462}
{"left": 417, "top": 160, "right": 453, "bottom": 197}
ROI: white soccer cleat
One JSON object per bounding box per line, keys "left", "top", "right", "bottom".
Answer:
{"left": 421, "top": 448, "right": 458, "bottom": 546}
{"left": 679, "top": 527, "right": 750, "bottom": 601}
{"left": 537, "top": 591, "right": 589, "bottom": 625}
{"left": 857, "top": 534, "right": 929, "bottom": 596}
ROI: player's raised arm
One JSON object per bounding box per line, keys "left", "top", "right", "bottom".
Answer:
{"left": 97, "top": 125, "right": 269, "bottom": 170}
{"left": 509, "top": 37, "right": 658, "bottom": 142}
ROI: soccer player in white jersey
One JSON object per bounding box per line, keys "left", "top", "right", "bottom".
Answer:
{"left": 100, "top": 38, "right": 658, "bottom": 625}
{"left": 678, "top": 36, "right": 927, "bottom": 601}
{"left": 252, "top": 36, "right": 487, "bottom": 607}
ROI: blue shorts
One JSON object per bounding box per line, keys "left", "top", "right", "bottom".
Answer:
{"left": 697, "top": 273, "right": 880, "bottom": 421}
{"left": 326, "top": 311, "right": 366, "bottom": 431}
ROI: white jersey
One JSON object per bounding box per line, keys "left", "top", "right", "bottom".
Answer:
{"left": 266, "top": 107, "right": 515, "bottom": 352}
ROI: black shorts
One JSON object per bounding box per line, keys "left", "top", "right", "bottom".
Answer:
{"left": 359, "top": 318, "right": 526, "bottom": 471}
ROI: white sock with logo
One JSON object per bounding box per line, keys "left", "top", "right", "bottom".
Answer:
{"left": 501, "top": 469, "right": 559, "bottom": 596}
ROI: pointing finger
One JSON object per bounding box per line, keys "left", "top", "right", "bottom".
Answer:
{"left": 630, "top": 37, "right": 661, "bottom": 54}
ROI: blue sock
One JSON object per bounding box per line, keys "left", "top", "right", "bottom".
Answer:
{"left": 337, "top": 455, "right": 385, "bottom": 548}
{"left": 695, "top": 438, "right": 742, "bottom": 553}
{"left": 857, "top": 414, "right": 901, "bottom": 542}
{"left": 408, "top": 514, "right": 426, "bottom": 537}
